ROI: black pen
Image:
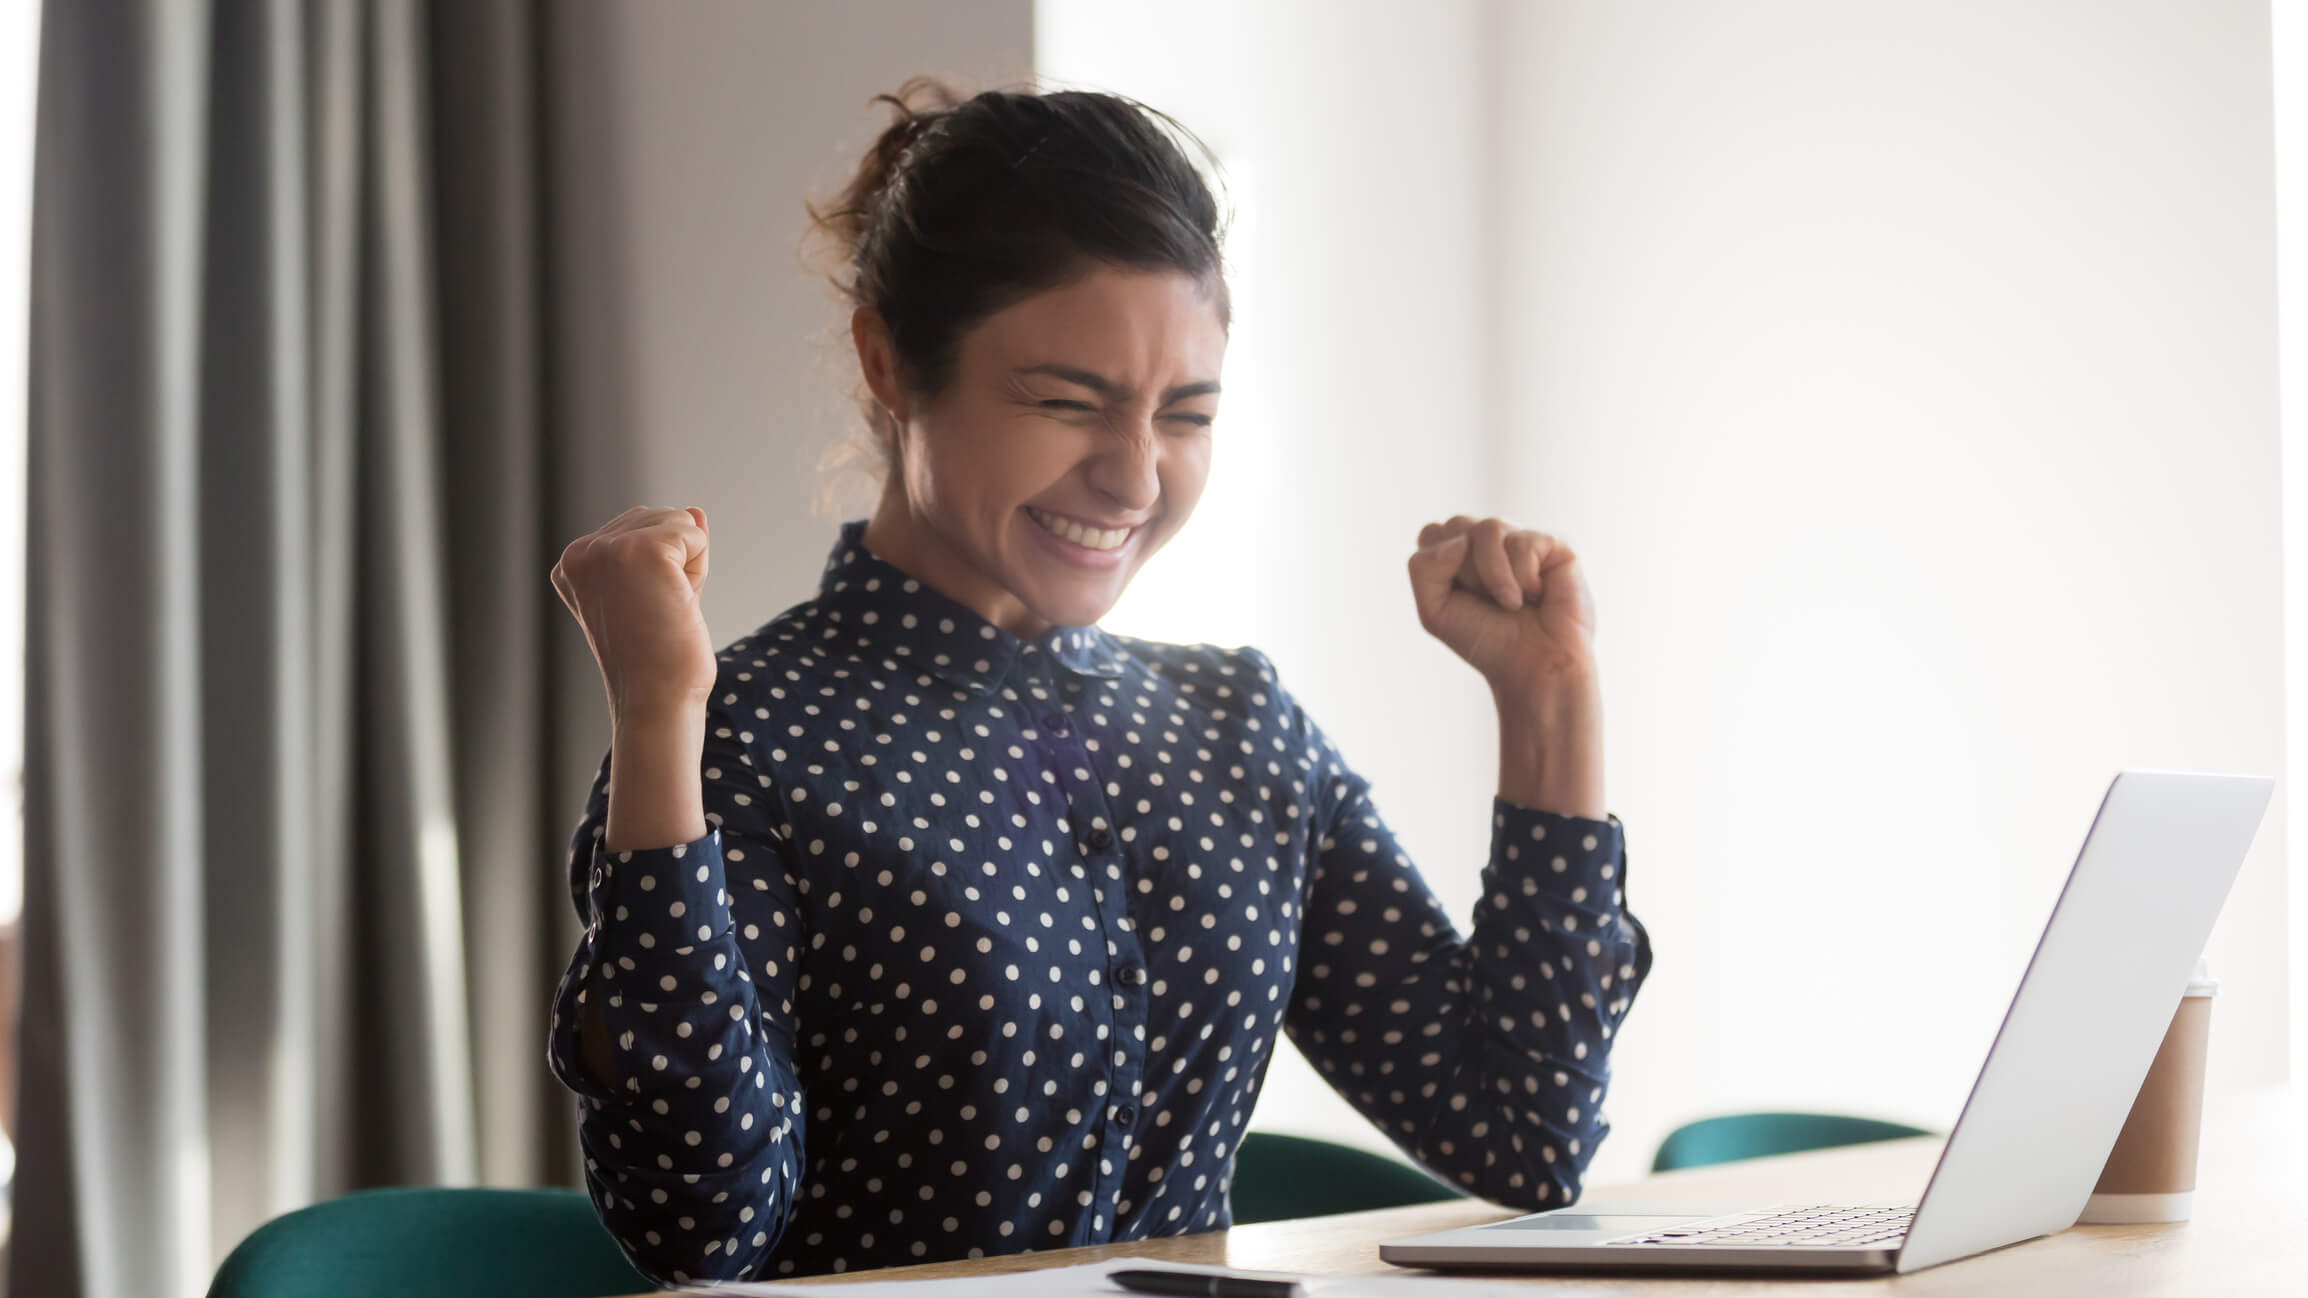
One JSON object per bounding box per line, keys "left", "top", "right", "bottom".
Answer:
{"left": 1107, "top": 1266, "right": 1311, "bottom": 1298}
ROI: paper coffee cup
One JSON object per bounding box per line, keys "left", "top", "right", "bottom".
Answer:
{"left": 2077, "top": 956, "right": 2217, "bottom": 1224}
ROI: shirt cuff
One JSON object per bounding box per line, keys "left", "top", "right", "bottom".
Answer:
{"left": 584, "top": 827, "right": 736, "bottom": 961}
{"left": 1491, "top": 798, "right": 1626, "bottom": 907}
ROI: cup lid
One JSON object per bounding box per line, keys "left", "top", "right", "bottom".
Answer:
{"left": 2185, "top": 954, "right": 2220, "bottom": 997}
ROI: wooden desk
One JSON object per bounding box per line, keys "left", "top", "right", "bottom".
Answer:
{"left": 646, "top": 1086, "right": 2303, "bottom": 1295}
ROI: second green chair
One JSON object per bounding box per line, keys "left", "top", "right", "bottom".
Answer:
{"left": 1651, "top": 1111, "right": 1937, "bottom": 1173}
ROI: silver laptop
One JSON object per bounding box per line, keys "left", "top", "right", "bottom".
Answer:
{"left": 1380, "top": 768, "right": 2272, "bottom": 1275}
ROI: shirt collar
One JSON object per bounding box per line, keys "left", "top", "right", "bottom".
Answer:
{"left": 813, "top": 518, "right": 1129, "bottom": 694}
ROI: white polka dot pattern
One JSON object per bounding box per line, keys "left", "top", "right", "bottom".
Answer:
{"left": 544, "top": 519, "right": 1654, "bottom": 1286}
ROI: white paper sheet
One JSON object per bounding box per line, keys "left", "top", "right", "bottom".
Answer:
{"left": 673, "top": 1252, "right": 1567, "bottom": 1298}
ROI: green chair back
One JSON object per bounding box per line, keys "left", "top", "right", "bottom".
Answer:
{"left": 1651, "top": 1111, "right": 1936, "bottom": 1173}
{"left": 1228, "top": 1131, "right": 1466, "bottom": 1224}
{"left": 208, "top": 1186, "right": 652, "bottom": 1298}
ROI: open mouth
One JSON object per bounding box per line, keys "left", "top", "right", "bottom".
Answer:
{"left": 1025, "top": 506, "right": 1135, "bottom": 552}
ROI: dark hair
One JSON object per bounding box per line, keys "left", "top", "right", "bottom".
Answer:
{"left": 804, "top": 75, "right": 1232, "bottom": 499}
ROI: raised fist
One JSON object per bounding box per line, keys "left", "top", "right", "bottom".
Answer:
{"left": 551, "top": 505, "right": 718, "bottom": 720}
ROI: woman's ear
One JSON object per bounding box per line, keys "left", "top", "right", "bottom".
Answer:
{"left": 851, "top": 306, "right": 909, "bottom": 427}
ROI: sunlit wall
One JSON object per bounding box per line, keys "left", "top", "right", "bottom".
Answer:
{"left": 2275, "top": 0, "right": 2308, "bottom": 1093}
{"left": 1045, "top": 0, "right": 2291, "bottom": 1190}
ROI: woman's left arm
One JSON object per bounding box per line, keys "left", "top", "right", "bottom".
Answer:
{"left": 1274, "top": 516, "right": 1654, "bottom": 1208}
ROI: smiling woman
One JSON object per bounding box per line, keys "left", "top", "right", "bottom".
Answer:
{"left": 814, "top": 78, "right": 1232, "bottom": 638}
{"left": 543, "top": 75, "right": 1652, "bottom": 1287}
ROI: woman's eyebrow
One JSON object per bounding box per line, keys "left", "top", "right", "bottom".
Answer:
{"left": 1013, "top": 363, "right": 1220, "bottom": 403}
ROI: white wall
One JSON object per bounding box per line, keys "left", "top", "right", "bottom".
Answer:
{"left": 1493, "top": 0, "right": 2288, "bottom": 1184}
{"left": 1048, "top": 0, "right": 2291, "bottom": 1191}
{"left": 2273, "top": 0, "right": 2308, "bottom": 1093}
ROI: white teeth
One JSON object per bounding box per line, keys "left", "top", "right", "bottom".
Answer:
{"left": 1030, "top": 508, "right": 1131, "bottom": 551}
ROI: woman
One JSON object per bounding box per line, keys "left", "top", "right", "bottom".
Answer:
{"left": 545, "top": 77, "right": 1653, "bottom": 1286}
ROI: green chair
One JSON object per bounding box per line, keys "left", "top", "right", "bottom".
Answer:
{"left": 1228, "top": 1131, "right": 1467, "bottom": 1224}
{"left": 208, "top": 1186, "right": 652, "bottom": 1298}
{"left": 1651, "top": 1112, "right": 1937, "bottom": 1173}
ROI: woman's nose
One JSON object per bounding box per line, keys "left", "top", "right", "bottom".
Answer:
{"left": 1090, "top": 426, "right": 1161, "bottom": 510}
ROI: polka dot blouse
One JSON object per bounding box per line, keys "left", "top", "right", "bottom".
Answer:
{"left": 545, "top": 519, "right": 1655, "bottom": 1286}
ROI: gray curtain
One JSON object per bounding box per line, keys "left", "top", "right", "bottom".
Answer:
{"left": 19, "top": 2, "right": 587, "bottom": 1296}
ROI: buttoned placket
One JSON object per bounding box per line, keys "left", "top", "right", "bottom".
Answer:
{"left": 1018, "top": 648, "right": 1143, "bottom": 1242}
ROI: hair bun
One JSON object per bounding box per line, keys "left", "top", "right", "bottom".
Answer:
{"left": 805, "top": 75, "right": 965, "bottom": 278}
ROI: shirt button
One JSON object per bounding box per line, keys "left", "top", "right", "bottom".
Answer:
{"left": 1116, "top": 964, "right": 1146, "bottom": 987}
{"left": 1085, "top": 825, "right": 1113, "bottom": 851}
{"left": 1043, "top": 712, "right": 1070, "bottom": 736}
{"left": 1115, "top": 1104, "right": 1137, "bottom": 1125}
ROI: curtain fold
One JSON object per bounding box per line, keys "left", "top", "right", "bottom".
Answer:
{"left": 19, "top": 3, "right": 582, "bottom": 1295}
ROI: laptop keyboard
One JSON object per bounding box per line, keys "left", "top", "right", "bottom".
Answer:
{"left": 1606, "top": 1204, "right": 1916, "bottom": 1249}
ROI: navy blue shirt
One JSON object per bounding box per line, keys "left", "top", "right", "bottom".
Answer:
{"left": 546, "top": 519, "right": 1654, "bottom": 1286}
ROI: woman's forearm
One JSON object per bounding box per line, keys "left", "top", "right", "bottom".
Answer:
{"left": 1490, "top": 669, "right": 1606, "bottom": 819}
{"left": 589, "top": 697, "right": 711, "bottom": 1087}
{"left": 604, "top": 698, "right": 711, "bottom": 852}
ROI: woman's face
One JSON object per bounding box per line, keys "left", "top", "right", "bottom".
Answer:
{"left": 858, "top": 264, "right": 1228, "bottom": 636}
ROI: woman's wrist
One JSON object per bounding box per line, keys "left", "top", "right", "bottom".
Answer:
{"left": 609, "top": 679, "right": 714, "bottom": 730}
{"left": 1490, "top": 671, "right": 1606, "bottom": 820}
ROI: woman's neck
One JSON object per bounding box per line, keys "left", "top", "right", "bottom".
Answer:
{"left": 862, "top": 494, "right": 1054, "bottom": 641}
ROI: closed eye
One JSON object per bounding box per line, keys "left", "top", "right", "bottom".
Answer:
{"left": 1047, "top": 399, "right": 1218, "bottom": 434}
{"left": 1040, "top": 399, "right": 1213, "bottom": 427}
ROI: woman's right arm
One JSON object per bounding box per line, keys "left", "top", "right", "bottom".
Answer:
{"left": 546, "top": 689, "right": 811, "bottom": 1287}
{"left": 543, "top": 505, "right": 809, "bottom": 1286}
